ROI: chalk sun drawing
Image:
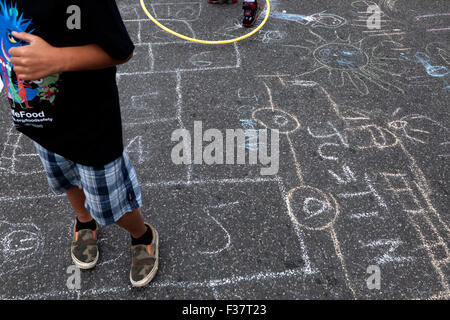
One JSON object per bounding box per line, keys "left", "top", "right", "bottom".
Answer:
{"left": 294, "top": 29, "right": 406, "bottom": 95}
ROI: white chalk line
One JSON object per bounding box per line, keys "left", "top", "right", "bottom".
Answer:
{"left": 0, "top": 193, "right": 63, "bottom": 202}
{"left": 0, "top": 127, "right": 44, "bottom": 176}
{"left": 1, "top": 266, "right": 314, "bottom": 300}
{"left": 276, "top": 176, "right": 316, "bottom": 275}
{"left": 197, "top": 203, "right": 239, "bottom": 255}
{"left": 175, "top": 71, "right": 192, "bottom": 182}
{"left": 350, "top": 211, "right": 379, "bottom": 219}
{"left": 0, "top": 177, "right": 277, "bottom": 202}
{"left": 117, "top": 42, "right": 241, "bottom": 77}
{"left": 141, "top": 176, "right": 278, "bottom": 188}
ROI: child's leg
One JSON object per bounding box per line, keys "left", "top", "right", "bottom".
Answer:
{"left": 66, "top": 184, "right": 147, "bottom": 238}
{"left": 114, "top": 208, "right": 147, "bottom": 239}
{"left": 66, "top": 186, "right": 94, "bottom": 223}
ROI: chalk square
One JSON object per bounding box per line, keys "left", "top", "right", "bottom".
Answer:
{"left": 139, "top": 182, "right": 309, "bottom": 283}
{"left": 150, "top": 43, "right": 240, "bottom": 72}
{"left": 117, "top": 44, "right": 153, "bottom": 74}
{"left": 117, "top": 73, "right": 178, "bottom": 122}
{"left": 139, "top": 20, "right": 195, "bottom": 44}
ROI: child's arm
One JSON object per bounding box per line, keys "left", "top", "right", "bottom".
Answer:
{"left": 9, "top": 31, "right": 133, "bottom": 81}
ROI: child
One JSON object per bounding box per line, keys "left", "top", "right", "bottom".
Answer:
{"left": 208, "top": 0, "right": 259, "bottom": 28}
{"left": 1, "top": 0, "right": 158, "bottom": 287}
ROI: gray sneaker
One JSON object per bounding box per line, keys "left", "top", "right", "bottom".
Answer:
{"left": 71, "top": 221, "right": 99, "bottom": 269}
{"left": 130, "top": 223, "right": 159, "bottom": 287}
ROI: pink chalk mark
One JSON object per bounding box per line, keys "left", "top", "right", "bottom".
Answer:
{"left": 427, "top": 27, "right": 450, "bottom": 32}
{"left": 415, "top": 13, "right": 450, "bottom": 20}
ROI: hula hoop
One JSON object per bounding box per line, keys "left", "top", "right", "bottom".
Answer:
{"left": 139, "top": 0, "right": 270, "bottom": 44}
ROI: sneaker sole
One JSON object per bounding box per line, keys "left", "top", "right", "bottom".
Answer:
{"left": 130, "top": 229, "right": 159, "bottom": 287}
{"left": 71, "top": 250, "right": 99, "bottom": 269}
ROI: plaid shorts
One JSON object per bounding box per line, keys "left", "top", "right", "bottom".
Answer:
{"left": 33, "top": 142, "right": 142, "bottom": 226}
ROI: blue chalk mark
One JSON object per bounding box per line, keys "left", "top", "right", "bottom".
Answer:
{"left": 271, "top": 12, "right": 310, "bottom": 24}
{"left": 341, "top": 50, "right": 359, "bottom": 57}
{"left": 414, "top": 52, "right": 449, "bottom": 77}
{"left": 411, "top": 52, "right": 450, "bottom": 90}
{"left": 337, "top": 59, "right": 357, "bottom": 68}
{"left": 426, "top": 65, "right": 449, "bottom": 78}
{"left": 270, "top": 11, "right": 347, "bottom": 29}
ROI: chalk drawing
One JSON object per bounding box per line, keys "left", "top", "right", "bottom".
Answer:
{"left": 389, "top": 42, "right": 450, "bottom": 90}
{"left": 415, "top": 13, "right": 450, "bottom": 33}
{"left": 249, "top": 79, "right": 357, "bottom": 297}
{"left": 336, "top": 172, "right": 388, "bottom": 212}
{"left": 287, "top": 186, "right": 339, "bottom": 231}
{"left": 259, "top": 30, "right": 286, "bottom": 44}
{"left": 381, "top": 172, "right": 450, "bottom": 293}
{"left": 236, "top": 90, "right": 261, "bottom": 151}
{"left": 328, "top": 164, "right": 357, "bottom": 185}
{"left": 2, "top": 1, "right": 449, "bottom": 300}
{"left": 197, "top": 202, "right": 239, "bottom": 255}
{"left": 0, "top": 221, "right": 44, "bottom": 278}
{"left": 126, "top": 136, "right": 150, "bottom": 165}
{"left": 379, "top": 0, "right": 399, "bottom": 12}
{"left": 293, "top": 29, "right": 406, "bottom": 95}
{"left": 0, "top": 126, "right": 45, "bottom": 176}
{"left": 403, "top": 52, "right": 450, "bottom": 90}
{"left": 270, "top": 11, "right": 347, "bottom": 29}
{"left": 150, "top": 2, "right": 202, "bottom": 21}
{"left": 253, "top": 75, "right": 450, "bottom": 298}
{"left": 361, "top": 239, "right": 415, "bottom": 265}
{"left": 389, "top": 114, "right": 450, "bottom": 147}
{"left": 119, "top": 1, "right": 241, "bottom": 75}
{"left": 213, "top": 18, "right": 243, "bottom": 39}
{"left": 321, "top": 84, "right": 450, "bottom": 296}
{"left": 253, "top": 108, "right": 300, "bottom": 135}
{"left": 190, "top": 51, "right": 220, "bottom": 67}
{"left": 351, "top": 1, "right": 406, "bottom": 39}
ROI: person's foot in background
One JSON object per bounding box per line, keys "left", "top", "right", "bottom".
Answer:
{"left": 208, "top": 0, "right": 237, "bottom": 4}
{"left": 242, "top": 0, "right": 258, "bottom": 27}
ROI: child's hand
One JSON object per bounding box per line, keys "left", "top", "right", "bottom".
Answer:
{"left": 8, "top": 31, "right": 62, "bottom": 81}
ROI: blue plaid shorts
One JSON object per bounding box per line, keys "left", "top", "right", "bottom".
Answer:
{"left": 33, "top": 142, "right": 142, "bottom": 226}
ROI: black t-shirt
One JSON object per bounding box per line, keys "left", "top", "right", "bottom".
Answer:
{"left": 1, "top": 0, "right": 135, "bottom": 166}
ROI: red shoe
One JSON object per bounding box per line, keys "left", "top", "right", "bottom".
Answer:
{"left": 242, "top": 0, "right": 259, "bottom": 28}
{"left": 208, "top": 0, "right": 237, "bottom": 4}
